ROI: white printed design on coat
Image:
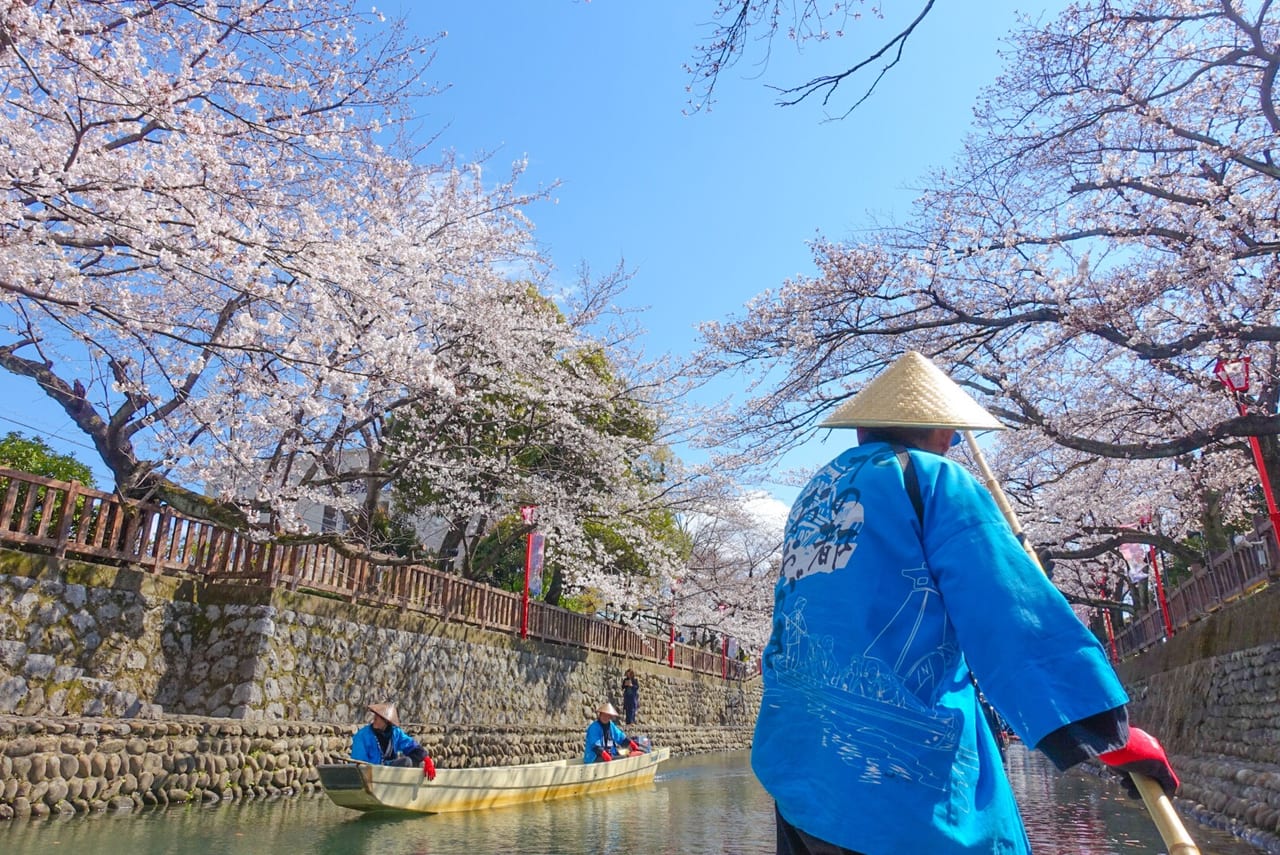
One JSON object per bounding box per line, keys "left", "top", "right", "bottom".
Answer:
{"left": 766, "top": 585, "right": 976, "bottom": 794}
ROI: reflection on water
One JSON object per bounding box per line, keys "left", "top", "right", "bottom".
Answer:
{"left": 1005, "top": 744, "right": 1242, "bottom": 855}
{"left": 0, "top": 745, "right": 1265, "bottom": 854}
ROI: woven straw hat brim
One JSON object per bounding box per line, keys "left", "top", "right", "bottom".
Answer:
{"left": 368, "top": 702, "right": 400, "bottom": 727}
{"left": 821, "top": 351, "right": 1005, "bottom": 431}
{"left": 596, "top": 702, "right": 619, "bottom": 718}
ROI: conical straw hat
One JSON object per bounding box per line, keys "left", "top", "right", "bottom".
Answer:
{"left": 368, "top": 702, "right": 400, "bottom": 727}
{"left": 820, "top": 351, "right": 1005, "bottom": 431}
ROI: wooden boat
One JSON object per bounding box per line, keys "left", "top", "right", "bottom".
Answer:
{"left": 317, "top": 747, "right": 671, "bottom": 814}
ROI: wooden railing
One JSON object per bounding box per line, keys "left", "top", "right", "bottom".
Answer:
{"left": 1114, "top": 516, "right": 1278, "bottom": 659}
{"left": 0, "top": 467, "right": 751, "bottom": 680}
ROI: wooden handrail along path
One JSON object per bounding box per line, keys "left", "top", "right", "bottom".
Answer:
{"left": 0, "top": 467, "right": 748, "bottom": 681}
{"left": 1113, "top": 516, "right": 1279, "bottom": 658}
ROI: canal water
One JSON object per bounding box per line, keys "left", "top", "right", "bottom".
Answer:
{"left": 0, "top": 745, "right": 1266, "bottom": 854}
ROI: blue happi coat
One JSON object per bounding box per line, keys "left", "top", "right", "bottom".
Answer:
{"left": 351, "top": 724, "right": 421, "bottom": 765}
{"left": 583, "top": 719, "right": 629, "bottom": 763}
{"left": 751, "top": 442, "right": 1128, "bottom": 854}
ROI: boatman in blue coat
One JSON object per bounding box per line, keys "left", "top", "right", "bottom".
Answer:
{"left": 351, "top": 701, "right": 435, "bottom": 779}
{"left": 584, "top": 702, "right": 640, "bottom": 763}
{"left": 751, "top": 351, "right": 1180, "bottom": 855}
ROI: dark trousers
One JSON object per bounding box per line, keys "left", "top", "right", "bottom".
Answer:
{"left": 776, "top": 806, "right": 865, "bottom": 855}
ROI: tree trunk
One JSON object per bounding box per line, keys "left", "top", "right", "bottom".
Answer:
{"left": 545, "top": 564, "right": 563, "bottom": 607}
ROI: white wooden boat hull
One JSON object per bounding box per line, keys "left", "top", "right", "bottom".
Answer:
{"left": 318, "top": 747, "right": 671, "bottom": 814}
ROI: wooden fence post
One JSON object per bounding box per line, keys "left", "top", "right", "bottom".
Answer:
{"left": 53, "top": 480, "right": 79, "bottom": 560}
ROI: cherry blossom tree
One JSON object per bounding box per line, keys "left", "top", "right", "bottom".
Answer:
{"left": 670, "top": 486, "right": 785, "bottom": 651}
{"left": 0, "top": 1, "right": 696, "bottom": 602}
{"left": 384, "top": 280, "right": 690, "bottom": 590}
{"left": 3, "top": 0, "right": 453, "bottom": 515}
{"left": 691, "top": 0, "right": 1280, "bottom": 612}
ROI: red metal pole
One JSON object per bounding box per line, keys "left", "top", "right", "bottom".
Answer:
{"left": 520, "top": 531, "right": 532, "bottom": 639}
{"left": 1102, "top": 608, "right": 1119, "bottom": 664}
{"left": 668, "top": 579, "right": 678, "bottom": 667}
{"left": 1238, "top": 401, "right": 1280, "bottom": 550}
{"left": 519, "top": 505, "right": 538, "bottom": 640}
{"left": 1147, "top": 543, "right": 1175, "bottom": 639}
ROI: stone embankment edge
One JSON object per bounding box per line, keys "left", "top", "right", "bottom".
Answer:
{"left": 0, "top": 714, "right": 753, "bottom": 820}
{"left": 1115, "top": 584, "right": 1280, "bottom": 855}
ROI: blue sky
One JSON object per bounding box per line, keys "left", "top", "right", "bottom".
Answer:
{"left": 411, "top": 0, "right": 1059, "bottom": 502}
{"left": 2, "top": 1, "right": 1059, "bottom": 500}
{"left": 419, "top": 1, "right": 1040, "bottom": 343}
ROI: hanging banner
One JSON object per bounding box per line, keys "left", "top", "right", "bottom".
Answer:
{"left": 526, "top": 533, "right": 546, "bottom": 598}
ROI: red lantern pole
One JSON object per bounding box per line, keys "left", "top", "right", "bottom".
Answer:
{"left": 520, "top": 505, "right": 536, "bottom": 640}
{"left": 1214, "top": 357, "right": 1280, "bottom": 550}
{"left": 1138, "top": 512, "right": 1175, "bottom": 640}
{"left": 1148, "top": 543, "right": 1174, "bottom": 639}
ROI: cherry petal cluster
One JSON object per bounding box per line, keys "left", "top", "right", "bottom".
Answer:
{"left": 690, "top": 0, "right": 1280, "bottom": 611}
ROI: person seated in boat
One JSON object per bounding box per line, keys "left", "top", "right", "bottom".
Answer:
{"left": 583, "top": 702, "right": 642, "bottom": 763}
{"left": 351, "top": 702, "right": 435, "bottom": 778}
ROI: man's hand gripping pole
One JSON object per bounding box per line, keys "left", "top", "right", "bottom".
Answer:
{"left": 961, "top": 430, "right": 1200, "bottom": 855}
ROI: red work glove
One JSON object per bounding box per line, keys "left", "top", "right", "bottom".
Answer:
{"left": 627, "top": 739, "right": 640, "bottom": 752}
{"left": 599, "top": 750, "right": 612, "bottom": 762}
{"left": 1099, "top": 727, "right": 1179, "bottom": 798}
{"left": 422, "top": 756, "right": 436, "bottom": 781}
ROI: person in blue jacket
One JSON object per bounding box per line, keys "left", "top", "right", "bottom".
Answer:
{"left": 584, "top": 702, "right": 639, "bottom": 763}
{"left": 351, "top": 702, "right": 434, "bottom": 778}
{"left": 751, "top": 351, "right": 1180, "bottom": 855}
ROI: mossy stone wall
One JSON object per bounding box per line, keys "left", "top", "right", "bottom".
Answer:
{"left": 1115, "top": 584, "right": 1280, "bottom": 850}
{"left": 0, "top": 546, "right": 761, "bottom": 820}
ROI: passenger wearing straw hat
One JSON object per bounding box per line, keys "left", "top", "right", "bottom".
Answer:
{"left": 584, "top": 702, "right": 641, "bottom": 763}
{"left": 751, "top": 351, "right": 1179, "bottom": 855}
{"left": 351, "top": 702, "right": 435, "bottom": 779}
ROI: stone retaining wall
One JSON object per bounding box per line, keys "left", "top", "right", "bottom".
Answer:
{"left": 0, "top": 552, "right": 178, "bottom": 718}
{"left": 1117, "top": 584, "right": 1280, "bottom": 853}
{"left": 0, "top": 548, "right": 755, "bottom": 730}
{"left": 0, "top": 546, "right": 761, "bottom": 821}
{"left": 0, "top": 715, "right": 755, "bottom": 820}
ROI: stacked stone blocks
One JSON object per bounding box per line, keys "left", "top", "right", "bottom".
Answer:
{"left": 0, "top": 545, "right": 760, "bottom": 821}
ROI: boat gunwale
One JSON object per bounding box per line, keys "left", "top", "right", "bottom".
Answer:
{"left": 318, "top": 747, "right": 670, "bottom": 814}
